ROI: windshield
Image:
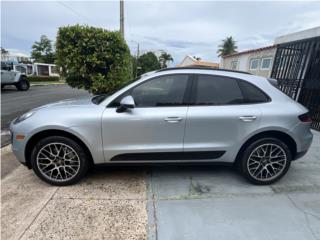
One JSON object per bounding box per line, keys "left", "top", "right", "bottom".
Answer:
{"left": 91, "top": 76, "right": 141, "bottom": 104}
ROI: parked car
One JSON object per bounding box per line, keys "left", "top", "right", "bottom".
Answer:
{"left": 10, "top": 67, "right": 313, "bottom": 185}
{"left": 1, "top": 61, "right": 30, "bottom": 91}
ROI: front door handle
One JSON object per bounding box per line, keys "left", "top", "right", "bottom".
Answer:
{"left": 239, "top": 116, "right": 257, "bottom": 122}
{"left": 164, "top": 117, "right": 182, "bottom": 123}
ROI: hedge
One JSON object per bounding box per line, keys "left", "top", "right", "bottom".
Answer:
{"left": 27, "top": 76, "right": 60, "bottom": 82}
{"left": 55, "top": 25, "right": 132, "bottom": 94}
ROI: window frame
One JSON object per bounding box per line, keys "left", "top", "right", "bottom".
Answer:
{"left": 260, "top": 57, "right": 273, "bottom": 70}
{"left": 231, "top": 61, "right": 238, "bottom": 70}
{"left": 189, "top": 74, "right": 271, "bottom": 106}
{"left": 249, "top": 58, "right": 260, "bottom": 70}
{"left": 107, "top": 73, "right": 194, "bottom": 108}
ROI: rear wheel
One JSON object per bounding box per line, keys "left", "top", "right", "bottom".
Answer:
{"left": 16, "top": 76, "right": 30, "bottom": 91}
{"left": 239, "top": 137, "right": 291, "bottom": 185}
{"left": 30, "top": 136, "right": 89, "bottom": 186}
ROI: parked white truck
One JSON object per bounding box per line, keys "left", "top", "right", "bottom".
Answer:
{"left": 1, "top": 61, "right": 30, "bottom": 91}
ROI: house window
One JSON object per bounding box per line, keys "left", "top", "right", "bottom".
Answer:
{"left": 249, "top": 58, "right": 259, "bottom": 70}
{"left": 261, "top": 57, "right": 272, "bottom": 70}
{"left": 231, "top": 61, "right": 238, "bottom": 70}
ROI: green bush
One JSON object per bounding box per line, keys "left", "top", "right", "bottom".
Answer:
{"left": 27, "top": 76, "right": 60, "bottom": 82}
{"left": 56, "top": 25, "right": 132, "bottom": 94}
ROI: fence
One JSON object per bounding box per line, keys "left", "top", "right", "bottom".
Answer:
{"left": 271, "top": 36, "right": 320, "bottom": 130}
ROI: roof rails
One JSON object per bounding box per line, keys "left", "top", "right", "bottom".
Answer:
{"left": 156, "top": 66, "right": 251, "bottom": 75}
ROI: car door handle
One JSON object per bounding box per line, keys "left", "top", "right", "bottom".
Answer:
{"left": 164, "top": 117, "right": 182, "bottom": 123}
{"left": 239, "top": 116, "right": 257, "bottom": 122}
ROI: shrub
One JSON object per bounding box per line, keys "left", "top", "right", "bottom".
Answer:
{"left": 56, "top": 25, "right": 132, "bottom": 94}
{"left": 27, "top": 76, "right": 60, "bottom": 82}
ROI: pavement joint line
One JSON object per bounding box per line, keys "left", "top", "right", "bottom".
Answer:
{"left": 17, "top": 187, "right": 59, "bottom": 240}
{"left": 286, "top": 194, "right": 319, "bottom": 240}
{"left": 147, "top": 169, "right": 158, "bottom": 240}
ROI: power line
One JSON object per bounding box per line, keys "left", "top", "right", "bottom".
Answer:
{"left": 57, "top": 1, "right": 90, "bottom": 22}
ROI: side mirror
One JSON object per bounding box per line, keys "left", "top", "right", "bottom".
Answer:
{"left": 116, "top": 95, "right": 135, "bottom": 113}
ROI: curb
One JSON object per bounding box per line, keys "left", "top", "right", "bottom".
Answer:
{"left": 1, "top": 144, "right": 11, "bottom": 153}
{"left": 30, "top": 83, "right": 67, "bottom": 86}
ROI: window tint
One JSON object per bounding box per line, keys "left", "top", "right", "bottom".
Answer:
{"left": 110, "top": 74, "right": 189, "bottom": 107}
{"left": 132, "top": 75, "right": 188, "bottom": 107}
{"left": 238, "top": 80, "right": 269, "bottom": 103}
{"left": 194, "top": 75, "right": 243, "bottom": 105}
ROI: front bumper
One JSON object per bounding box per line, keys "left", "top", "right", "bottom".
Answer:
{"left": 10, "top": 122, "right": 29, "bottom": 166}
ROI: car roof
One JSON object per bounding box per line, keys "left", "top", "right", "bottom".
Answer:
{"left": 156, "top": 66, "right": 251, "bottom": 75}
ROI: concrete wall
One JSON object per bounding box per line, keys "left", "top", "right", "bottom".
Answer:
{"left": 275, "top": 26, "right": 320, "bottom": 44}
{"left": 222, "top": 47, "right": 277, "bottom": 78}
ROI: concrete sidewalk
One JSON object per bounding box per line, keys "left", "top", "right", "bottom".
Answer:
{"left": 147, "top": 131, "right": 320, "bottom": 240}
{"left": 1, "top": 162, "right": 148, "bottom": 239}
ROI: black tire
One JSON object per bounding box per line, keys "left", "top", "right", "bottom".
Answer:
{"left": 1, "top": 84, "right": 4, "bottom": 89}
{"left": 16, "top": 76, "right": 30, "bottom": 91}
{"left": 30, "top": 136, "right": 89, "bottom": 186}
{"left": 239, "top": 137, "right": 291, "bottom": 185}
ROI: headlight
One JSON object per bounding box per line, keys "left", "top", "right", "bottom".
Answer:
{"left": 14, "top": 111, "right": 35, "bottom": 124}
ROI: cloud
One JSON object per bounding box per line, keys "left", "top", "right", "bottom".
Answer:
{"left": 2, "top": 1, "right": 320, "bottom": 65}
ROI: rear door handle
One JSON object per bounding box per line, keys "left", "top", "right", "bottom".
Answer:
{"left": 164, "top": 117, "right": 182, "bottom": 123}
{"left": 239, "top": 116, "right": 257, "bottom": 122}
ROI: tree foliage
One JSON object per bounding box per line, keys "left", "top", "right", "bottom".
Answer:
{"left": 31, "top": 35, "right": 55, "bottom": 63}
{"left": 56, "top": 25, "right": 132, "bottom": 94}
{"left": 159, "top": 51, "right": 173, "bottom": 68}
{"left": 137, "top": 52, "right": 161, "bottom": 75}
{"left": 217, "top": 36, "right": 238, "bottom": 57}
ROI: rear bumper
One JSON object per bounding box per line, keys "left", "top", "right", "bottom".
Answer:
{"left": 289, "top": 122, "right": 313, "bottom": 160}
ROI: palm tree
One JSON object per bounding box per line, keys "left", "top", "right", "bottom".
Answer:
{"left": 217, "top": 36, "right": 238, "bottom": 57}
{"left": 159, "top": 51, "right": 173, "bottom": 68}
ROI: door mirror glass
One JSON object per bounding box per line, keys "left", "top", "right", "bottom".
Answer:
{"left": 116, "top": 95, "right": 135, "bottom": 113}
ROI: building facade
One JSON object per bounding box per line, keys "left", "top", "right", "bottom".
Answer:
{"left": 221, "top": 45, "right": 277, "bottom": 77}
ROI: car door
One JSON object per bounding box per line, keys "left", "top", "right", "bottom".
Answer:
{"left": 102, "top": 74, "right": 191, "bottom": 162}
{"left": 184, "top": 74, "right": 265, "bottom": 162}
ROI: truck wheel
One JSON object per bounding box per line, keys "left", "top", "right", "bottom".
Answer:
{"left": 16, "top": 76, "right": 30, "bottom": 91}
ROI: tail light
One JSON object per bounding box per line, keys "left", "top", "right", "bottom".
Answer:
{"left": 298, "top": 113, "right": 312, "bottom": 123}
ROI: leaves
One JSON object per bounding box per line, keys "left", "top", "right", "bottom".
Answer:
{"left": 31, "top": 35, "right": 55, "bottom": 63}
{"left": 55, "top": 25, "right": 132, "bottom": 94}
{"left": 217, "top": 36, "right": 238, "bottom": 57}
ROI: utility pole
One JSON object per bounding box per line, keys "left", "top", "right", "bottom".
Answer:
{"left": 136, "top": 43, "right": 140, "bottom": 77}
{"left": 120, "top": 0, "right": 124, "bottom": 39}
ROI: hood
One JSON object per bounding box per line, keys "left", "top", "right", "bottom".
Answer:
{"left": 34, "top": 96, "right": 94, "bottom": 110}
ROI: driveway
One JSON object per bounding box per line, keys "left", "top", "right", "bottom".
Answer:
{"left": 1, "top": 130, "right": 319, "bottom": 240}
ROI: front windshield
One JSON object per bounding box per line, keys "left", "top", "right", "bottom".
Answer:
{"left": 91, "top": 76, "right": 141, "bottom": 104}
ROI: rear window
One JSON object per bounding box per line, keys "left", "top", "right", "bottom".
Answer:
{"left": 194, "top": 75, "right": 243, "bottom": 105}
{"left": 238, "top": 80, "right": 270, "bottom": 103}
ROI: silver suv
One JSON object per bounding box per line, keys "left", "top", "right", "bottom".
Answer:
{"left": 10, "top": 67, "right": 313, "bottom": 185}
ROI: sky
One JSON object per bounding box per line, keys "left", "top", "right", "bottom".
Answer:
{"left": 1, "top": 1, "right": 320, "bottom": 65}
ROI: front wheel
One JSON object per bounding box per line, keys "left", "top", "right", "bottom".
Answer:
{"left": 239, "top": 138, "right": 291, "bottom": 185}
{"left": 16, "top": 76, "right": 30, "bottom": 91}
{"left": 30, "top": 136, "right": 89, "bottom": 186}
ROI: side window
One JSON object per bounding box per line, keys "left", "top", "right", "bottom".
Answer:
{"left": 194, "top": 75, "right": 243, "bottom": 105}
{"left": 110, "top": 74, "right": 189, "bottom": 107}
{"left": 132, "top": 75, "right": 189, "bottom": 107}
{"left": 238, "top": 80, "right": 270, "bottom": 103}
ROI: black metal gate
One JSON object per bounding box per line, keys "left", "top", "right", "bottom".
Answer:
{"left": 271, "top": 36, "right": 320, "bottom": 130}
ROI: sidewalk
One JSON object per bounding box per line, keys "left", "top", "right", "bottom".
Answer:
{"left": 1, "top": 161, "right": 148, "bottom": 239}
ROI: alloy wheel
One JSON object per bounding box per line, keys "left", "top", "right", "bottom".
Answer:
{"left": 247, "top": 143, "right": 287, "bottom": 182}
{"left": 36, "top": 143, "right": 81, "bottom": 182}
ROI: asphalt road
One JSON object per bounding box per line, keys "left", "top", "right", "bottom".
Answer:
{"left": 1, "top": 84, "right": 90, "bottom": 146}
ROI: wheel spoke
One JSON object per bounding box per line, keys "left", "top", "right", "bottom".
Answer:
{"left": 247, "top": 143, "right": 287, "bottom": 181}
{"left": 36, "top": 143, "right": 80, "bottom": 182}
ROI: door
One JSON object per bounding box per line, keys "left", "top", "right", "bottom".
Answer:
{"left": 184, "top": 75, "right": 268, "bottom": 162}
{"left": 102, "top": 74, "right": 191, "bottom": 162}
